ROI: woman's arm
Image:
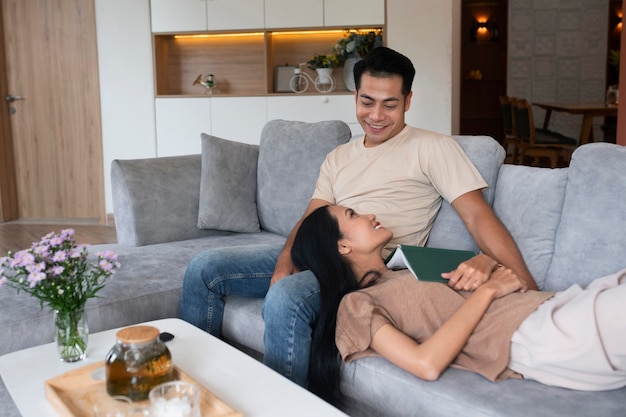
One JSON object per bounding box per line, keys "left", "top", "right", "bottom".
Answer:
{"left": 370, "top": 267, "right": 522, "bottom": 381}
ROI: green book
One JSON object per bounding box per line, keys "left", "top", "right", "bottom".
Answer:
{"left": 384, "top": 245, "right": 476, "bottom": 284}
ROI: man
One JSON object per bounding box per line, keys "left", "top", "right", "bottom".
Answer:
{"left": 181, "top": 47, "right": 536, "bottom": 387}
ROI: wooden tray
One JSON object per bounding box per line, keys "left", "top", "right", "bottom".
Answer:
{"left": 44, "top": 361, "right": 242, "bottom": 417}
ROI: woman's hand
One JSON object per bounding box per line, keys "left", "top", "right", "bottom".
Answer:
{"left": 442, "top": 253, "right": 497, "bottom": 291}
{"left": 480, "top": 265, "right": 525, "bottom": 297}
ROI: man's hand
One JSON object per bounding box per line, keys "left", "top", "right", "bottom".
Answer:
{"left": 270, "top": 249, "right": 298, "bottom": 286}
{"left": 270, "top": 198, "right": 330, "bottom": 287}
{"left": 442, "top": 253, "right": 496, "bottom": 291}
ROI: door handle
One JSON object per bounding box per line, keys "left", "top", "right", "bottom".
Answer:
{"left": 6, "top": 95, "right": 25, "bottom": 102}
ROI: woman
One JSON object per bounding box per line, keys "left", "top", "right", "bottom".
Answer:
{"left": 291, "top": 205, "right": 626, "bottom": 406}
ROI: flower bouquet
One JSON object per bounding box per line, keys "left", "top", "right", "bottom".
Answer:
{"left": 333, "top": 29, "right": 383, "bottom": 65}
{"left": 333, "top": 29, "right": 383, "bottom": 91}
{"left": 0, "top": 229, "right": 120, "bottom": 361}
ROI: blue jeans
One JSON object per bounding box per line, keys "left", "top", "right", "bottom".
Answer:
{"left": 180, "top": 244, "right": 320, "bottom": 387}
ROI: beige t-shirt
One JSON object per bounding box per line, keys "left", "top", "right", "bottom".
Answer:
{"left": 336, "top": 270, "right": 555, "bottom": 382}
{"left": 312, "top": 126, "right": 487, "bottom": 257}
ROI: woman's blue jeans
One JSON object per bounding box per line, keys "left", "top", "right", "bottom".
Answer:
{"left": 180, "top": 244, "right": 320, "bottom": 387}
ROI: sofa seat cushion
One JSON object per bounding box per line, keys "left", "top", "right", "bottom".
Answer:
{"left": 545, "top": 143, "right": 626, "bottom": 291}
{"left": 257, "top": 119, "right": 351, "bottom": 237}
{"left": 197, "top": 134, "right": 260, "bottom": 233}
{"left": 340, "top": 356, "right": 626, "bottom": 417}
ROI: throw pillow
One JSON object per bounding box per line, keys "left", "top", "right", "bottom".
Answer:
{"left": 197, "top": 133, "right": 260, "bottom": 233}
{"left": 256, "top": 120, "right": 352, "bottom": 237}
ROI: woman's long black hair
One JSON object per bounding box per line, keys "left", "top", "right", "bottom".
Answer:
{"left": 291, "top": 206, "right": 361, "bottom": 406}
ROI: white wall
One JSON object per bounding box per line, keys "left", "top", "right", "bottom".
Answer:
{"left": 94, "top": 0, "right": 455, "bottom": 214}
{"left": 386, "top": 0, "right": 457, "bottom": 135}
{"left": 95, "top": 0, "right": 157, "bottom": 215}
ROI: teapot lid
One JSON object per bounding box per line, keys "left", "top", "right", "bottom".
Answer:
{"left": 116, "top": 325, "right": 160, "bottom": 344}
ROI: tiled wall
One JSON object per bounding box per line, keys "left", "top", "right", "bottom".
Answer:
{"left": 508, "top": 0, "right": 609, "bottom": 140}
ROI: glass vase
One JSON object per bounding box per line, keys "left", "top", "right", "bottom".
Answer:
{"left": 54, "top": 307, "right": 89, "bottom": 362}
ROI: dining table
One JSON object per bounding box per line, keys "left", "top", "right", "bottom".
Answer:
{"left": 532, "top": 102, "right": 618, "bottom": 145}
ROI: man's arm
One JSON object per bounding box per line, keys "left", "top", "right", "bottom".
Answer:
{"left": 448, "top": 190, "right": 538, "bottom": 291}
{"left": 271, "top": 198, "right": 330, "bottom": 286}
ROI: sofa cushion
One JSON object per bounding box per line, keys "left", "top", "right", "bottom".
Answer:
{"left": 197, "top": 134, "right": 260, "bottom": 233}
{"left": 493, "top": 165, "right": 568, "bottom": 289}
{"left": 112, "top": 155, "right": 227, "bottom": 246}
{"left": 544, "top": 143, "right": 626, "bottom": 291}
{"left": 426, "top": 136, "right": 505, "bottom": 252}
{"left": 256, "top": 119, "right": 352, "bottom": 237}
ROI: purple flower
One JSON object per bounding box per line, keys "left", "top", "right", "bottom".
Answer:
{"left": 33, "top": 245, "right": 50, "bottom": 257}
{"left": 51, "top": 266, "right": 65, "bottom": 276}
{"left": 0, "top": 277, "right": 7, "bottom": 287}
{"left": 27, "top": 271, "right": 46, "bottom": 287}
{"left": 26, "top": 262, "right": 45, "bottom": 273}
{"left": 99, "top": 259, "right": 114, "bottom": 272}
{"left": 49, "top": 236, "right": 64, "bottom": 247}
{"left": 60, "top": 229, "right": 75, "bottom": 238}
{"left": 98, "top": 250, "right": 118, "bottom": 261}
{"left": 11, "top": 250, "right": 35, "bottom": 268}
{"left": 52, "top": 251, "right": 68, "bottom": 262}
{"left": 69, "top": 246, "right": 86, "bottom": 258}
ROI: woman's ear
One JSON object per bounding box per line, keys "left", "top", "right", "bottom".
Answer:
{"left": 337, "top": 238, "right": 351, "bottom": 255}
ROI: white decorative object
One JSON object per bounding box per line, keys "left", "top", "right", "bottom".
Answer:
{"left": 314, "top": 68, "right": 336, "bottom": 93}
{"left": 342, "top": 57, "right": 361, "bottom": 92}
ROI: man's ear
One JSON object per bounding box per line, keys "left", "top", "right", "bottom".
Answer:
{"left": 337, "top": 238, "right": 351, "bottom": 255}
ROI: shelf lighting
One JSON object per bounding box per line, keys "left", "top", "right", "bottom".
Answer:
{"left": 174, "top": 32, "right": 264, "bottom": 39}
{"left": 174, "top": 28, "right": 381, "bottom": 39}
{"left": 271, "top": 28, "right": 380, "bottom": 36}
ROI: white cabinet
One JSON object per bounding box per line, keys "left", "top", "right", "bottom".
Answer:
{"left": 324, "top": 0, "right": 386, "bottom": 26}
{"left": 155, "top": 97, "right": 267, "bottom": 157}
{"left": 150, "top": 0, "right": 207, "bottom": 32}
{"left": 155, "top": 98, "right": 211, "bottom": 157}
{"left": 151, "top": 0, "right": 264, "bottom": 32}
{"left": 207, "top": 0, "right": 264, "bottom": 30}
{"left": 264, "top": 0, "right": 324, "bottom": 28}
{"left": 267, "top": 95, "right": 362, "bottom": 136}
{"left": 210, "top": 97, "right": 268, "bottom": 145}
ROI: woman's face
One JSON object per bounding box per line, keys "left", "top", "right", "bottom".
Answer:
{"left": 328, "top": 205, "right": 392, "bottom": 255}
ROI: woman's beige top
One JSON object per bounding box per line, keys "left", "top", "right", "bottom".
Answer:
{"left": 336, "top": 269, "right": 554, "bottom": 381}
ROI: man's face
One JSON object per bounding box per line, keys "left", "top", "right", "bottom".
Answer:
{"left": 355, "top": 72, "right": 412, "bottom": 147}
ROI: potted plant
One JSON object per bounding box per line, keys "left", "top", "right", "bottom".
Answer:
{"left": 307, "top": 54, "right": 339, "bottom": 89}
{"left": 334, "top": 29, "right": 383, "bottom": 91}
{"left": 306, "top": 53, "right": 340, "bottom": 70}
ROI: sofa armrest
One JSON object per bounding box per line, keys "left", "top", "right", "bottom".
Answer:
{"left": 111, "top": 154, "right": 221, "bottom": 246}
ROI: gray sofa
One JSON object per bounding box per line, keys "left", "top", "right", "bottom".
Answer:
{"left": 2, "top": 119, "right": 626, "bottom": 417}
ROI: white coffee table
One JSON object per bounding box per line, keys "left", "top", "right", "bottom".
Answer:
{"left": 0, "top": 318, "right": 348, "bottom": 417}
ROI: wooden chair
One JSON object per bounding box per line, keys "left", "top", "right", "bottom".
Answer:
{"left": 499, "top": 96, "right": 518, "bottom": 163}
{"left": 511, "top": 98, "right": 577, "bottom": 168}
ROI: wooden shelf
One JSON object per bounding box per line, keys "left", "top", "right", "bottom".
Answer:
{"left": 154, "top": 27, "right": 383, "bottom": 97}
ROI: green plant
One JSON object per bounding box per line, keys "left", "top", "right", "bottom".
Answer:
{"left": 333, "top": 29, "right": 383, "bottom": 65}
{"left": 307, "top": 53, "right": 340, "bottom": 70}
{"left": 609, "top": 49, "right": 620, "bottom": 71}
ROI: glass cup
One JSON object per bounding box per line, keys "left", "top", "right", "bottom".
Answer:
{"left": 93, "top": 396, "right": 131, "bottom": 417}
{"left": 149, "top": 381, "right": 201, "bottom": 417}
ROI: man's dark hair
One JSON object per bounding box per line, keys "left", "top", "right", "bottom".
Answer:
{"left": 353, "top": 46, "right": 416, "bottom": 97}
